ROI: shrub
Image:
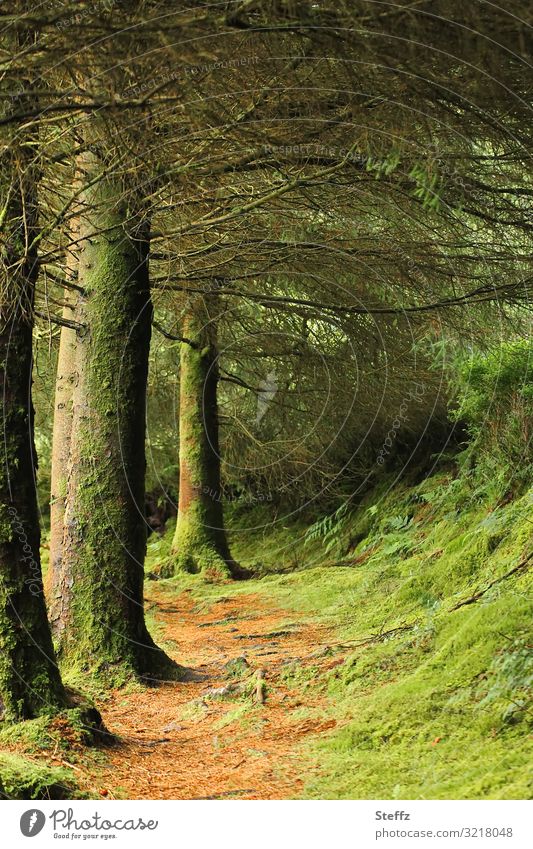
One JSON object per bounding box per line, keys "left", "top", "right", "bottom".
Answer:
{"left": 451, "top": 340, "right": 532, "bottom": 488}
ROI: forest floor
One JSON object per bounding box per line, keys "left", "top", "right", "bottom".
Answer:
{"left": 1, "top": 466, "right": 531, "bottom": 800}
{"left": 78, "top": 583, "right": 338, "bottom": 800}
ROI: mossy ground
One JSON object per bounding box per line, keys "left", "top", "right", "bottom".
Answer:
{"left": 3, "top": 462, "right": 530, "bottom": 800}
{"left": 150, "top": 466, "right": 532, "bottom": 799}
{"left": 0, "top": 752, "right": 79, "bottom": 800}
{"left": 0, "top": 707, "right": 108, "bottom": 799}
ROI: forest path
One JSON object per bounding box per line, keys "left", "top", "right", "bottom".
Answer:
{"left": 86, "top": 584, "right": 337, "bottom": 799}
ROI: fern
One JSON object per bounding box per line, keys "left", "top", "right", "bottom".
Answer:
{"left": 477, "top": 638, "right": 533, "bottom": 723}
{"left": 305, "top": 501, "right": 350, "bottom": 556}
{"left": 383, "top": 514, "right": 413, "bottom": 532}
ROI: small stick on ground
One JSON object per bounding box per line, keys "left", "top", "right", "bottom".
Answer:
{"left": 255, "top": 669, "right": 266, "bottom": 704}
{"left": 450, "top": 551, "right": 532, "bottom": 611}
{"left": 332, "top": 622, "right": 417, "bottom": 650}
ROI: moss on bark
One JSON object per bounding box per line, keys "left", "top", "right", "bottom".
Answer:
{"left": 51, "top": 151, "right": 177, "bottom": 683}
{"left": 0, "top": 79, "right": 68, "bottom": 719}
{"left": 167, "top": 301, "right": 242, "bottom": 580}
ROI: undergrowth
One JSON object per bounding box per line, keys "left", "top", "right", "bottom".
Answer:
{"left": 163, "top": 462, "right": 532, "bottom": 799}
{"left": 0, "top": 752, "right": 79, "bottom": 800}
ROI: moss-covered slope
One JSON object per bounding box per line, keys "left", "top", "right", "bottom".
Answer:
{"left": 168, "top": 469, "right": 532, "bottom": 799}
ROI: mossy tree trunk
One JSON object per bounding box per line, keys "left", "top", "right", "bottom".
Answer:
{"left": 169, "top": 299, "right": 240, "bottom": 579}
{"left": 0, "top": 72, "right": 67, "bottom": 720}
{"left": 51, "top": 150, "right": 174, "bottom": 682}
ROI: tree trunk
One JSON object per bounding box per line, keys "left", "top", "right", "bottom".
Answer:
{"left": 51, "top": 151, "right": 175, "bottom": 682}
{"left": 0, "top": 81, "right": 67, "bottom": 720}
{"left": 47, "top": 258, "right": 78, "bottom": 601}
{"left": 169, "top": 300, "right": 241, "bottom": 579}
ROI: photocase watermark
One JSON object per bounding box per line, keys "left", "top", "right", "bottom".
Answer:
{"left": 19, "top": 807, "right": 159, "bottom": 839}
{"left": 54, "top": 0, "right": 116, "bottom": 30}
{"left": 184, "top": 54, "right": 260, "bottom": 77}
{"left": 124, "top": 55, "right": 260, "bottom": 99}
{"left": 376, "top": 383, "right": 426, "bottom": 466}
{"left": 20, "top": 809, "right": 46, "bottom": 838}
{"left": 390, "top": 243, "right": 429, "bottom": 288}
{"left": 196, "top": 484, "right": 273, "bottom": 505}
{"left": 260, "top": 141, "right": 472, "bottom": 210}
{"left": 256, "top": 369, "right": 278, "bottom": 425}
{"left": 7, "top": 507, "right": 43, "bottom": 596}
{"left": 263, "top": 142, "right": 365, "bottom": 165}
{"left": 51, "top": 808, "right": 158, "bottom": 835}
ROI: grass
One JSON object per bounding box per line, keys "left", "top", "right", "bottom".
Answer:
{"left": 153, "top": 466, "right": 532, "bottom": 799}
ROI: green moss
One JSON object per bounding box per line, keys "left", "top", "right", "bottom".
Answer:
{"left": 53, "top": 156, "right": 177, "bottom": 685}
{"left": 0, "top": 752, "right": 80, "bottom": 800}
{"left": 0, "top": 714, "right": 56, "bottom": 752}
{"left": 0, "top": 703, "right": 106, "bottom": 752}
{"left": 167, "top": 509, "right": 233, "bottom": 581}
{"left": 168, "top": 302, "right": 237, "bottom": 580}
{"left": 0, "top": 287, "right": 67, "bottom": 718}
{"left": 166, "top": 472, "right": 532, "bottom": 799}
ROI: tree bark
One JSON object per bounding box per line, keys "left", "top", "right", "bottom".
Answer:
{"left": 0, "top": 74, "right": 67, "bottom": 720}
{"left": 51, "top": 150, "right": 175, "bottom": 682}
{"left": 169, "top": 299, "right": 241, "bottom": 579}
{"left": 47, "top": 250, "right": 78, "bottom": 602}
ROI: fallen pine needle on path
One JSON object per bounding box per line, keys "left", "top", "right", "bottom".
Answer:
{"left": 82, "top": 585, "right": 337, "bottom": 800}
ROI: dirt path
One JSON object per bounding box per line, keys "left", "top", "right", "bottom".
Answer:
{"left": 84, "top": 586, "right": 337, "bottom": 799}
